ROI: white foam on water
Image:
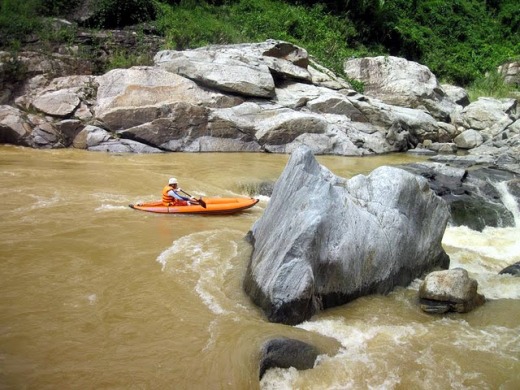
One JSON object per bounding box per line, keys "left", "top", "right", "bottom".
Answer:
{"left": 263, "top": 313, "right": 519, "bottom": 389}
{"left": 256, "top": 195, "right": 271, "bottom": 203}
{"left": 443, "top": 225, "right": 520, "bottom": 265}
{"left": 442, "top": 225, "right": 520, "bottom": 299}
{"left": 87, "top": 294, "right": 97, "bottom": 305}
{"left": 260, "top": 367, "right": 299, "bottom": 390}
{"left": 472, "top": 272, "right": 520, "bottom": 299}
{"left": 411, "top": 346, "right": 481, "bottom": 389}
{"left": 261, "top": 316, "right": 409, "bottom": 390}
{"left": 297, "top": 318, "right": 420, "bottom": 352}
{"left": 447, "top": 318, "right": 520, "bottom": 358}
{"left": 156, "top": 238, "right": 189, "bottom": 272}
{"left": 368, "top": 373, "right": 401, "bottom": 390}
{"left": 92, "top": 192, "right": 126, "bottom": 202}
{"left": 496, "top": 181, "right": 520, "bottom": 226}
{"left": 94, "top": 204, "right": 128, "bottom": 212}
{"left": 156, "top": 230, "right": 241, "bottom": 316}
{"left": 195, "top": 282, "right": 228, "bottom": 316}
{"left": 202, "top": 319, "right": 219, "bottom": 352}
{"left": 14, "top": 192, "right": 62, "bottom": 212}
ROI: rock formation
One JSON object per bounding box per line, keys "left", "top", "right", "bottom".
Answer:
{"left": 499, "top": 261, "right": 520, "bottom": 277}
{"left": 259, "top": 338, "right": 318, "bottom": 380}
{"left": 344, "top": 56, "right": 457, "bottom": 121}
{"left": 419, "top": 268, "right": 485, "bottom": 313}
{"left": 1, "top": 39, "right": 519, "bottom": 164}
{"left": 397, "top": 162, "right": 518, "bottom": 230}
{"left": 244, "top": 146, "right": 450, "bottom": 325}
{"left": 1, "top": 39, "right": 519, "bottom": 227}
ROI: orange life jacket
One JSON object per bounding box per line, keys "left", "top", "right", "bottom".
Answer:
{"left": 162, "top": 185, "right": 175, "bottom": 205}
{"left": 162, "top": 185, "right": 188, "bottom": 206}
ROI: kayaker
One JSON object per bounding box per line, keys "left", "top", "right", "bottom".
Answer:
{"left": 162, "top": 178, "right": 197, "bottom": 206}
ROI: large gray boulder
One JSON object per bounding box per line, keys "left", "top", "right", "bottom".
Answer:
{"left": 441, "top": 83, "right": 470, "bottom": 106}
{"left": 0, "top": 105, "right": 33, "bottom": 145}
{"left": 31, "top": 90, "right": 80, "bottom": 117}
{"left": 344, "top": 56, "right": 457, "bottom": 121}
{"left": 453, "top": 129, "right": 484, "bottom": 149}
{"left": 94, "top": 66, "right": 241, "bottom": 131}
{"left": 244, "top": 146, "right": 450, "bottom": 325}
{"left": 73, "top": 125, "right": 162, "bottom": 153}
{"left": 154, "top": 49, "right": 276, "bottom": 98}
{"left": 154, "top": 40, "right": 312, "bottom": 98}
{"left": 452, "top": 97, "right": 518, "bottom": 139}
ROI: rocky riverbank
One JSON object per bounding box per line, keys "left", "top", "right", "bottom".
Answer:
{"left": 3, "top": 34, "right": 518, "bottom": 382}
{"left": 0, "top": 38, "right": 517, "bottom": 160}
{"left": 2, "top": 37, "right": 519, "bottom": 227}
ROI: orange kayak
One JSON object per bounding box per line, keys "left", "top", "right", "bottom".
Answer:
{"left": 129, "top": 197, "right": 259, "bottom": 215}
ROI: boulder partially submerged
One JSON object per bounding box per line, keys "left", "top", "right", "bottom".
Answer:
{"left": 499, "top": 261, "right": 520, "bottom": 277}
{"left": 397, "top": 161, "right": 518, "bottom": 231}
{"left": 259, "top": 338, "right": 318, "bottom": 380}
{"left": 244, "top": 146, "right": 450, "bottom": 325}
{"left": 419, "top": 268, "right": 485, "bottom": 313}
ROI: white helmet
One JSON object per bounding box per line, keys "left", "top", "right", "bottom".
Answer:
{"left": 168, "top": 177, "right": 178, "bottom": 185}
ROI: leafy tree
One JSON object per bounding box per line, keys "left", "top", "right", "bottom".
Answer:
{"left": 1, "top": 0, "right": 518, "bottom": 89}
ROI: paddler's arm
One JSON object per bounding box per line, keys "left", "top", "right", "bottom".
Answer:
{"left": 169, "top": 189, "right": 190, "bottom": 201}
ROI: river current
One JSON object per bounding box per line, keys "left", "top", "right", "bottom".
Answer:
{"left": 1, "top": 145, "right": 518, "bottom": 389}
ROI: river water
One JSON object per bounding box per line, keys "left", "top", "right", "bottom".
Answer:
{"left": 1, "top": 145, "right": 518, "bottom": 389}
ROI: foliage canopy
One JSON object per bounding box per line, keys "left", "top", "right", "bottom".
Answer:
{"left": 0, "top": 0, "right": 518, "bottom": 93}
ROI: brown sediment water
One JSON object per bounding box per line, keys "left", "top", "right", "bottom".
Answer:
{"left": 0, "top": 146, "right": 518, "bottom": 389}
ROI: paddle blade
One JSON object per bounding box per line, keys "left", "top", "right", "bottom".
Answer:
{"left": 198, "top": 198, "right": 207, "bottom": 208}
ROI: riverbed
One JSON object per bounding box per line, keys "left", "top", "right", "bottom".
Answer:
{"left": 1, "top": 145, "right": 518, "bottom": 389}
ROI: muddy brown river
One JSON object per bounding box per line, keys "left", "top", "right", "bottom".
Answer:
{"left": 1, "top": 145, "right": 518, "bottom": 389}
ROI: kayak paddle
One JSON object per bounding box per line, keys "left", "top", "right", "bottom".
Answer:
{"left": 180, "top": 189, "right": 207, "bottom": 208}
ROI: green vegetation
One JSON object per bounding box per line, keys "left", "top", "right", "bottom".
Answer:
{"left": 155, "top": 0, "right": 362, "bottom": 75}
{"left": 84, "top": 0, "right": 157, "bottom": 28}
{"left": 235, "top": 180, "right": 274, "bottom": 197}
{"left": 0, "top": 0, "right": 518, "bottom": 98}
{"left": 0, "top": 0, "right": 42, "bottom": 47}
{"left": 467, "top": 69, "right": 519, "bottom": 101}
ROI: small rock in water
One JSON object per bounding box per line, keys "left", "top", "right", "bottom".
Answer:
{"left": 406, "top": 147, "right": 436, "bottom": 156}
{"left": 499, "top": 261, "right": 520, "bottom": 277}
{"left": 259, "top": 337, "right": 318, "bottom": 380}
{"left": 419, "top": 268, "right": 485, "bottom": 313}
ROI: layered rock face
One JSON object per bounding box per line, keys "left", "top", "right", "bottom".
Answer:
{"left": 244, "top": 146, "right": 450, "bottom": 325}
{"left": 344, "top": 56, "right": 457, "bottom": 121}
{"left": 6, "top": 39, "right": 518, "bottom": 158}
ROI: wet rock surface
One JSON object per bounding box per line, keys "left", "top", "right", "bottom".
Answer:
{"left": 245, "top": 146, "right": 450, "bottom": 325}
